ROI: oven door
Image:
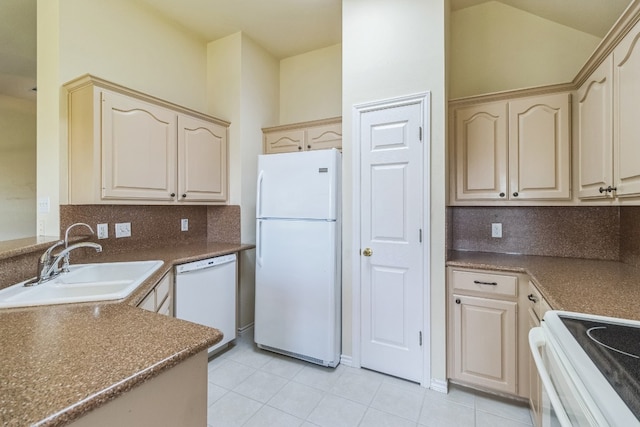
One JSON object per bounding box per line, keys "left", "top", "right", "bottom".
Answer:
{"left": 529, "top": 327, "right": 606, "bottom": 427}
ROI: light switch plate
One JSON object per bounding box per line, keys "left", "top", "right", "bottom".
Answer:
{"left": 37, "top": 197, "right": 50, "bottom": 213}
{"left": 181, "top": 218, "right": 188, "bottom": 232}
{"left": 115, "top": 222, "right": 131, "bottom": 238}
{"left": 491, "top": 223, "right": 502, "bottom": 238}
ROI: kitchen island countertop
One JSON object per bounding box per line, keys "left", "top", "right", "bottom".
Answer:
{"left": 0, "top": 241, "right": 254, "bottom": 427}
{"left": 447, "top": 250, "right": 640, "bottom": 321}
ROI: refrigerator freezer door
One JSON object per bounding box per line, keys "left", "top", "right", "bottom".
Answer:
{"left": 255, "top": 218, "right": 341, "bottom": 365}
{"left": 257, "top": 149, "right": 340, "bottom": 220}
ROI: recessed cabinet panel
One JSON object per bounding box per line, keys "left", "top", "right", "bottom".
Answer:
{"left": 178, "top": 115, "right": 228, "bottom": 202}
{"left": 454, "top": 102, "right": 508, "bottom": 201}
{"left": 614, "top": 26, "right": 640, "bottom": 198}
{"left": 102, "top": 91, "right": 177, "bottom": 201}
{"left": 264, "top": 130, "right": 304, "bottom": 154}
{"left": 508, "top": 93, "right": 570, "bottom": 200}
{"left": 577, "top": 57, "right": 614, "bottom": 199}
{"left": 452, "top": 294, "right": 517, "bottom": 394}
{"left": 307, "top": 123, "right": 342, "bottom": 151}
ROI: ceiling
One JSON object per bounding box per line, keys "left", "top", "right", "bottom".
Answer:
{"left": 450, "top": 0, "right": 632, "bottom": 38}
{"left": 0, "top": 0, "right": 634, "bottom": 100}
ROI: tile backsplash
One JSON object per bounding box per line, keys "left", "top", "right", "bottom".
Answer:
{"left": 450, "top": 206, "right": 620, "bottom": 260}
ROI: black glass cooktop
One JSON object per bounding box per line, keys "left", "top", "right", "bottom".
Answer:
{"left": 560, "top": 316, "right": 640, "bottom": 421}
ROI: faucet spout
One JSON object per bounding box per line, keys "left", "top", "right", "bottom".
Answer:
{"left": 33, "top": 242, "right": 103, "bottom": 285}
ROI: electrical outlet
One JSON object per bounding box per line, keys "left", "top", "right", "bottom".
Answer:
{"left": 38, "top": 219, "right": 46, "bottom": 236}
{"left": 115, "top": 222, "right": 131, "bottom": 238}
{"left": 37, "top": 197, "right": 50, "bottom": 213}
{"left": 97, "top": 223, "right": 109, "bottom": 239}
{"left": 181, "top": 218, "right": 188, "bottom": 232}
{"left": 491, "top": 223, "right": 503, "bottom": 238}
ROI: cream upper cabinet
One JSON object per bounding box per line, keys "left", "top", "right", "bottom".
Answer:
{"left": 178, "top": 115, "right": 228, "bottom": 202}
{"left": 454, "top": 102, "right": 508, "bottom": 201}
{"left": 65, "top": 74, "right": 229, "bottom": 205}
{"left": 613, "top": 24, "right": 640, "bottom": 198}
{"left": 577, "top": 56, "right": 614, "bottom": 199}
{"left": 452, "top": 93, "right": 571, "bottom": 203}
{"left": 263, "top": 117, "right": 342, "bottom": 154}
{"left": 102, "top": 91, "right": 178, "bottom": 201}
{"left": 508, "top": 93, "right": 571, "bottom": 200}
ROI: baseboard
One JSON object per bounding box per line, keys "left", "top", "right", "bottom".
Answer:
{"left": 340, "top": 354, "right": 354, "bottom": 367}
{"left": 237, "top": 323, "right": 254, "bottom": 335}
{"left": 430, "top": 378, "right": 448, "bottom": 394}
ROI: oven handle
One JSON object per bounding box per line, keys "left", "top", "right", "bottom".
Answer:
{"left": 529, "top": 327, "right": 573, "bottom": 427}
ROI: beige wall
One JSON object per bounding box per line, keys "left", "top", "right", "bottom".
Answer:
{"left": 279, "top": 44, "right": 342, "bottom": 124}
{"left": 0, "top": 95, "right": 36, "bottom": 240}
{"left": 38, "top": 0, "right": 209, "bottom": 236}
{"left": 450, "top": 1, "right": 601, "bottom": 98}
{"left": 207, "top": 32, "right": 279, "bottom": 329}
{"left": 343, "top": 0, "right": 448, "bottom": 385}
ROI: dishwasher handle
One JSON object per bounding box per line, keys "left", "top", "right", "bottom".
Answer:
{"left": 175, "top": 254, "right": 236, "bottom": 274}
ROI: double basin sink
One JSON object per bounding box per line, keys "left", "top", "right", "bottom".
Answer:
{"left": 0, "top": 260, "right": 163, "bottom": 309}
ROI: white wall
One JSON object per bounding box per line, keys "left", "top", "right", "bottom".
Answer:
{"left": 0, "top": 95, "right": 36, "bottom": 240}
{"left": 38, "top": 0, "right": 208, "bottom": 236}
{"left": 207, "top": 32, "right": 279, "bottom": 328}
{"left": 343, "top": 0, "right": 448, "bottom": 385}
{"left": 280, "top": 44, "right": 342, "bottom": 124}
{"left": 450, "top": 1, "right": 601, "bottom": 98}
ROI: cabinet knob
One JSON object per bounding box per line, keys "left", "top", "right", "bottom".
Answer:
{"left": 298, "top": 146, "right": 302, "bottom": 150}
{"left": 455, "top": 298, "right": 461, "bottom": 304}
{"left": 307, "top": 145, "right": 311, "bottom": 149}
{"left": 170, "top": 193, "right": 176, "bottom": 197}
{"left": 527, "top": 294, "right": 538, "bottom": 303}
{"left": 513, "top": 192, "right": 519, "bottom": 197}
{"left": 182, "top": 194, "right": 187, "bottom": 198}
{"left": 499, "top": 192, "right": 505, "bottom": 198}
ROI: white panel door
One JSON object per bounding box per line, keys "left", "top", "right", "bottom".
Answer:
{"left": 360, "top": 101, "right": 424, "bottom": 382}
{"left": 257, "top": 150, "right": 340, "bottom": 220}
{"left": 255, "top": 219, "right": 340, "bottom": 364}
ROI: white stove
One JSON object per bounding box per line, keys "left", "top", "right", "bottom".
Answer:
{"left": 530, "top": 311, "right": 640, "bottom": 427}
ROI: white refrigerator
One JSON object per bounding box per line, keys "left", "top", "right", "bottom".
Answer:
{"left": 255, "top": 148, "right": 341, "bottom": 367}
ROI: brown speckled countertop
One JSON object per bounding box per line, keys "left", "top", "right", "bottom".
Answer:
{"left": 447, "top": 250, "right": 640, "bottom": 321}
{"left": 0, "top": 241, "right": 254, "bottom": 427}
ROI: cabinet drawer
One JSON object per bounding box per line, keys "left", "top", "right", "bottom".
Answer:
{"left": 527, "top": 281, "right": 542, "bottom": 320}
{"left": 450, "top": 269, "right": 517, "bottom": 297}
{"left": 139, "top": 291, "right": 155, "bottom": 312}
{"left": 156, "top": 274, "right": 171, "bottom": 305}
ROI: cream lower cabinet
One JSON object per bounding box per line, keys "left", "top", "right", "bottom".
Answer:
{"left": 263, "top": 117, "right": 342, "bottom": 154}
{"left": 452, "top": 92, "right": 570, "bottom": 203}
{"left": 448, "top": 267, "right": 531, "bottom": 398}
{"left": 66, "top": 74, "right": 229, "bottom": 204}
{"left": 138, "top": 272, "right": 173, "bottom": 317}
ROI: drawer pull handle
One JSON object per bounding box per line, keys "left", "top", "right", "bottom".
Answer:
{"left": 527, "top": 294, "right": 538, "bottom": 303}
{"left": 473, "top": 280, "right": 497, "bottom": 286}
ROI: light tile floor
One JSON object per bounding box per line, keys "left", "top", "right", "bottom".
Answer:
{"left": 207, "top": 330, "right": 533, "bottom": 427}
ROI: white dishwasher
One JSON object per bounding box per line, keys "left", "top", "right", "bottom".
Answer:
{"left": 175, "top": 253, "right": 237, "bottom": 356}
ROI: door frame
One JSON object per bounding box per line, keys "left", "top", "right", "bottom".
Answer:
{"left": 351, "top": 92, "right": 431, "bottom": 387}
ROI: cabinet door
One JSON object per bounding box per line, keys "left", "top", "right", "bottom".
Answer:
{"left": 101, "top": 91, "right": 177, "bottom": 201}
{"left": 177, "top": 115, "right": 228, "bottom": 202}
{"left": 614, "top": 25, "right": 640, "bottom": 198}
{"left": 577, "top": 57, "right": 614, "bottom": 199}
{"left": 508, "top": 93, "right": 571, "bottom": 200}
{"left": 454, "top": 102, "right": 508, "bottom": 201}
{"left": 264, "top": 129, "right": 304, "bottom": 154}
{"left": 306, "top": 123, "right": 342, "bottom": 151}
{"left": 451, "top": 294, "right": 517, "bottom": 394}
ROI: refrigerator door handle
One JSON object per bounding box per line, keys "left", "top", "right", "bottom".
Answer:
{"left": 256, "top": 220, "right": 263, "bottom": 267}
{"left": 256, "top": 170, "right": 264, "bottom": 218}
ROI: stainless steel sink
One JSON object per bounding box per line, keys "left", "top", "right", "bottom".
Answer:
{"left": 0, "top": 260, "right": 163, "bottom": 309}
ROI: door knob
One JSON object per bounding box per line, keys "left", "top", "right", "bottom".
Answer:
{"left": 362, "top": 248, "right": 373, "bottom": 257}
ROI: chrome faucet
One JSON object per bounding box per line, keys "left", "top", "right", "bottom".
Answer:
{"left": 62, "top": 223, "right": 95, "bottom": 273}
{"left": 32, "top": 241, "right": 103, "bottom": 285}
